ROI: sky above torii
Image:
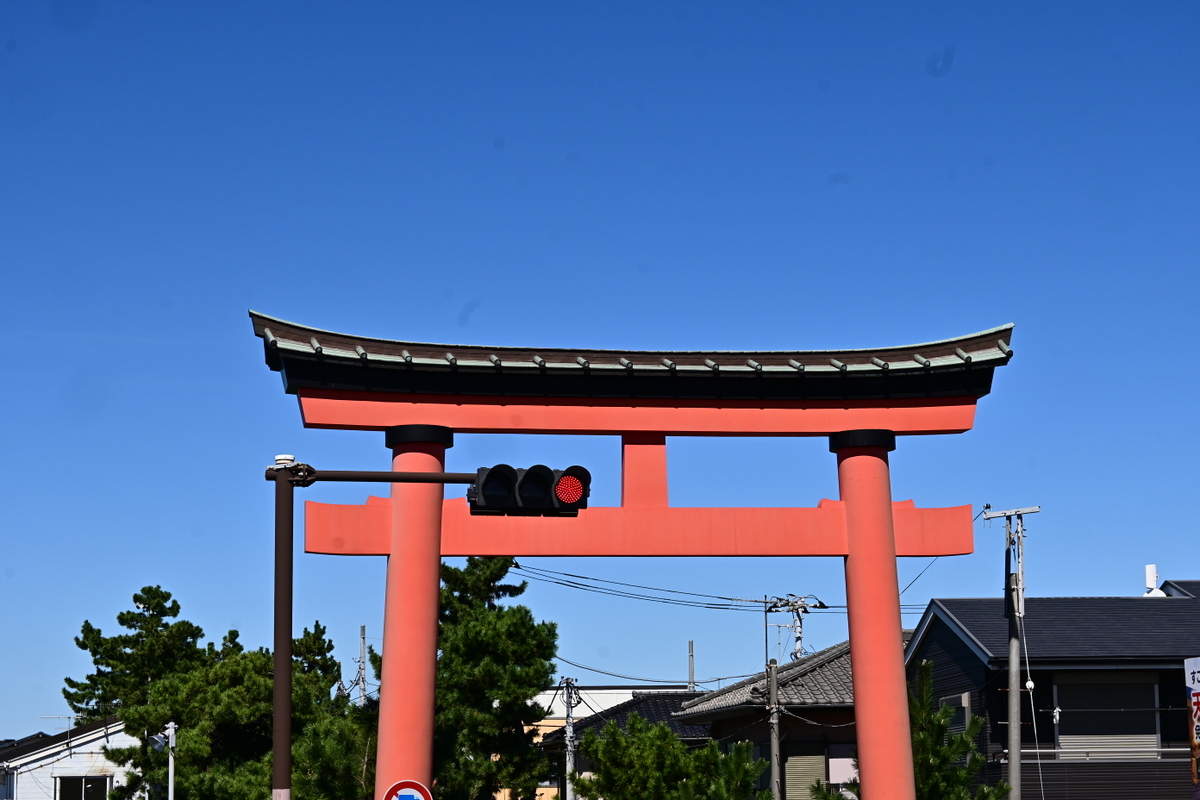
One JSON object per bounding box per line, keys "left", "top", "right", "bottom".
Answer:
{"left": 2, "top": 1, "right": 1198, "bottom": 736}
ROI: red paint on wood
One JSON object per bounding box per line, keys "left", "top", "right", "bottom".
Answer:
{"left": 622, "top": 434, "right": 669, "bottom": 507}
{"left": 304, "top": 498, "right": 973, "bottom": 558}
{"left": 296, "top": 390, "right": 979, "bottom": 435}
{"left": 375, "top": 443, "right": 446, "bottom": 798}
{"left": 838, "top": 446, "right": 917, "bottom": 800}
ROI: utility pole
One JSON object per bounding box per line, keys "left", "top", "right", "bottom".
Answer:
{"left": 688, "top": 640, "right": 695, "bottom": 691}
{"left": 768, "top": 659, "right": 781, "bottom": 800}
{"left": 983, "top": 505, "right": 1039, "bottom": 800}
{"left": 561, "top": 677, "right": 580, "bottom": 800}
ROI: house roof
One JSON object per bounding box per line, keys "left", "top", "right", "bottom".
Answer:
{"left": 907, "top": 596, "right": 1200, "bottom": 670}
{"left": 676, "top": 634, "right": 911, "bottom": 722}
{"left": 1162, "top": 580, "right": 1200, "bottom": 598}
{"left": 249, "top": 311, "right": 1014, "bottom": 402}
{"left": 0, "top": 717, "right": 121, "bottom": 766}
{"left": 540, "top": 691, "right": 709, "bottom": 747}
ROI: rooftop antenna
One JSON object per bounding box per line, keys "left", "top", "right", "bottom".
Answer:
{"left": 1144, "top": 565, "right": 1166, "bottom": 597}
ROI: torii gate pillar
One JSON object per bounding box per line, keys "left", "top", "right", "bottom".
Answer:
{"left": 833, "top": 430, "right": 915, "bottom": 800}
{"left": 377, "top": 425, "right": 453, "bottom": 793}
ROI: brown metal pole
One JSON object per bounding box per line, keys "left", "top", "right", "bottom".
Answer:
{"left": 271, "top": 459, "right": 295, "bottom": 800}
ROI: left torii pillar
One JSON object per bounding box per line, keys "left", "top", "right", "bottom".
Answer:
{"left": 377, "top": 424, "right": 453, "bottom": 797}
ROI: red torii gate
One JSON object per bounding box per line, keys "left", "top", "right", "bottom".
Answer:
{"left": 251, "top": 312, "right": 1015, "bottom": 800}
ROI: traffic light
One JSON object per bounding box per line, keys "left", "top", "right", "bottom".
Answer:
{"left": 468, "top": 464, "right": 591, "bottom": 516}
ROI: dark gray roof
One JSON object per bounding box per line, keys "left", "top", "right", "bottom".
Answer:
{"left": 675, "top": 635, "right": 911, "bottom": 721}
{"left": 249, "top": 311, "right": 1014, "bottom": 401}
{"left": 909, "top": 596, "right": 1200, "bottom": 669}
{"left": 0, "top": 717, "right": 119, "bottom": 764}
{"left": 1161, "top": 580, "right": 1200, "bottom": 598}
{"left": 541, "top": 692, "right": 709, "bottom": 747}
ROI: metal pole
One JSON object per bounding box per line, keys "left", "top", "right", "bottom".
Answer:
{"left": 768, "top": 659, "right": 781, "bottom": 800}
{"left": 166, "top": 721, "right": 177, "bottom": 800}
{"left": 984, "top": 505, "right": 1037, "bottom": 800}
{"left": 1006, "top": 516, "right": 1021, "bottom": 800}
{"left": 271, "top": 456, "right": 295, "bottom": 800}
{"left": 689, "top": 641, "right": 695, "bottom": 691}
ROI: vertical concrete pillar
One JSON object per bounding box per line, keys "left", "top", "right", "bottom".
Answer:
{"left": 830, "top": 429, "right": 915, "bottom": 800}
{"left": 375, "top": 425, "right": 453, "bottom": 800}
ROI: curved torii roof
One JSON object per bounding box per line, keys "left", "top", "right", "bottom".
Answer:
{"left": 249, "top": 311, "right": 1014, "bottom": 403}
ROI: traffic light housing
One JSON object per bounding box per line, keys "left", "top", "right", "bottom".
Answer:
{"left": 468, "top": 464, "right": 591, "bottom": 516}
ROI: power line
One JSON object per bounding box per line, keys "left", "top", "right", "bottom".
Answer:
{"left": 556, "top": 654, "right": 756, "bottom": 685}
{"left": 513, "top": 563, "right": 765, "bottom": 612}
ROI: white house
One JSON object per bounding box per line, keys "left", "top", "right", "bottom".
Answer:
{"left": 0, "top": 717, "right": 137, "bottom": 800}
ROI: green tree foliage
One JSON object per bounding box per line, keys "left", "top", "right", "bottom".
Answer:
{"left": 63, "top": 585, "right": 208, "bottom": 721}
{"left": 808, "top": 660, "right": 1009, "bottom": 800}
{"left": 573, "top": 713, "right": 770, "bottom": 800}
{"left": 908, "top": 660, "right": 1009, "bottom": 800}
{"left": 66, "top": 586, "right": 370, "bottom": 800}
{"left": 433, "top": 557, "right": 558, "bottom": 800}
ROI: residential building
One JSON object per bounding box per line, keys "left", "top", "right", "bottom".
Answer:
{"left": 905, "top": 582, "right": 1200, "bottom": 799}
{"left": 0, "top": 717, "right": 136, "bottom": 800}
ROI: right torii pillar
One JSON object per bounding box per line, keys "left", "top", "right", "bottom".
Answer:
{"left": 833, "top": 429, "right": 915, "bottom": 800}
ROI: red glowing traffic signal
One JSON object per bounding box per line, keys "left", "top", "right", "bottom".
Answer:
{"left": 468, "top": 465, "right": 591, "bottom": 516}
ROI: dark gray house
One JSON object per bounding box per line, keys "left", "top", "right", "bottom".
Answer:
{"left": 906, "top": 580, "right": 1200, "bottom": 800}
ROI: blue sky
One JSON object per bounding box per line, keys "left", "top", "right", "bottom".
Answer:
{"left": 3, "top": 1, "right": 1198, "bottom": 737}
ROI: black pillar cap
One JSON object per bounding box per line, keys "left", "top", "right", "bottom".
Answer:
{"left": 385, "top": 424, "right": 454, "bottom": 449}
{"left": 828, "top": 429, "right": 896, "bottom": 453}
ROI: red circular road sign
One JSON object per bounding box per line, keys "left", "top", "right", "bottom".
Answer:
{"left": 383, "top": 780, "right": 433, "bottom": 800}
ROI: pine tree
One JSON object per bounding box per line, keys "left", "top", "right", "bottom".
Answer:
{"left": 65, "top": 588, "right": 364, "bottom": 799}
{"left": 573, "top": 713, "right": 770, "bottom": 800}
{"left": 433, "top": 557, "right": 558, "bottom": 800}
{"left": 63, "top": 585, "right": 208, "bottom": 721}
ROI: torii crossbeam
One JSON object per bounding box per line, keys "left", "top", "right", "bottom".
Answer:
{"left": 251, "top": 312, "right": 1014, "bottom": 800}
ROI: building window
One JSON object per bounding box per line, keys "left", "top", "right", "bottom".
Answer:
{"left": 939, "top": 692, "right": 971, "bottom": 737}
{"left": 57, "top": 776, "right": 109, "bottom": 800}
{"left": 1053, "top": 671, "right": 1159, "bottom": 760}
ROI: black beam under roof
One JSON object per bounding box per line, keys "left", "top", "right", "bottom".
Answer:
{"left": 249, "top": 311, "right": 1014, "bottom": 402}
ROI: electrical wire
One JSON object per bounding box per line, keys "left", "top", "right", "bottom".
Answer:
{"left": 780, "top": 708, "right": 857, "bottom": 728}
{"left": 897, "top": 506, "right": 988, "bottom": 599}
{"left": 515, "top": 563, "right": 768, "bottom": 605}
{"left": 575, "top": 692, "right": 610, "bottom": 723}
{"left": 557, "top": 655, "right": 755, "bottom": 685}
{"left": 714, "top": 713, "right": 771, "bottom": 743}
{"left": 513, "top": 564, "right": 766, "bottom": 612}
{"left": 1017, "top": 613, "right": 1047, "bottom": 800}
{"left": 899, "top": 558, "right": 939, "bottom": 596}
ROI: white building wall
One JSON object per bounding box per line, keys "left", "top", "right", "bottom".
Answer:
{"left": 3, "top": 724, "right": 138, "bottom": 800}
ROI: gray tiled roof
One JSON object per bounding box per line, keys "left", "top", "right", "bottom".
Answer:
{"left": 249, "top": 311, "right": 1014, "bottom": 402}
{"left": 677, "top": 639, "right": 858, "bottom": 720}
{"left": 912, "top": 595, "right": 1200, "bottom": 668}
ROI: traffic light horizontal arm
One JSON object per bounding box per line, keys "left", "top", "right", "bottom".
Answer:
{"left": 266, "top": 467, "right": 478, "bottom": 485}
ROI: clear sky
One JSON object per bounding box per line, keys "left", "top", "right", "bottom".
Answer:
{"left": 3, "top": 1, "right": 1198, "bottom": 737}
